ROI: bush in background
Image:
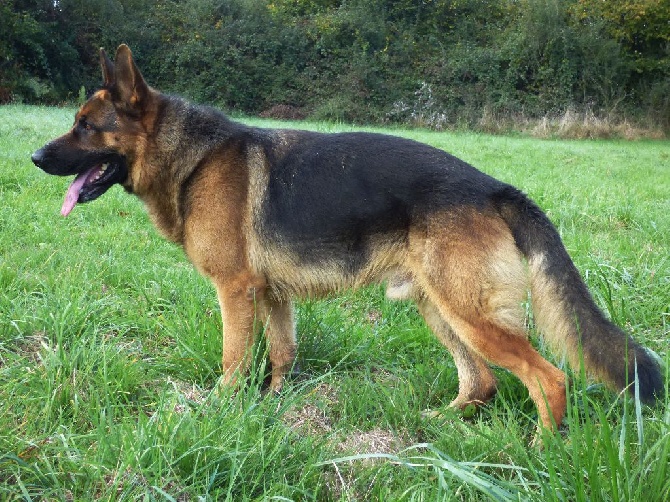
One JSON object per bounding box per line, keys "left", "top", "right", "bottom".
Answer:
{"left": 2, "top": 0, "right": 668, "bottom": 134}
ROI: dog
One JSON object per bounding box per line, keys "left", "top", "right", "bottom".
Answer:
{"left": 32, "top": 44, "right": 662, "bottom": 432}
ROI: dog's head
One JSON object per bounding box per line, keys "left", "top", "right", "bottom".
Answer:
{"left": 31, "top": 45, "right": 153, "bottom": 216}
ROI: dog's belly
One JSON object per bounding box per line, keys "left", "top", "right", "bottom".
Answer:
{"left": 251, "top": 235, "right": 410, "bottom": 300}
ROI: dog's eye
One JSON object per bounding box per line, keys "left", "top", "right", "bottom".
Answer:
{"left": 78, "top": 118, "right": 93, "bottom": 131}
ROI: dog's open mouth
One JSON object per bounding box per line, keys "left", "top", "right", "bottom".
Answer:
{"left": 61, "top": 161, "right": 126, "bottom": 216}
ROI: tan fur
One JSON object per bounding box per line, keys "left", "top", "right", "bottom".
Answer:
{"left": 256, "top": 296, "right": 297, "bottom": 391}
{"left": 93, "top": 89, "right": 111, "bottom": 101}
{"left": 418, "top": 299, "right": 498, "bottom": 408}
{"left": 528, "top": 253, "right": 579, "bottom": 365}
{"left": 529, "top": 252, "right": 612, "bottom": 390}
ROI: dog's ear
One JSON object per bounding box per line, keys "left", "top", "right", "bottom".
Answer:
{"left": 112, "top": 44, "right": 150, "bottom": 115}
{"left": 100, "top": 48, "right": 114, "bottom": 87}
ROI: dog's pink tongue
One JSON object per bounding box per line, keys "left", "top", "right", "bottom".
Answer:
{"left": 61, "top": 171, "right": 90, "bottom": 216}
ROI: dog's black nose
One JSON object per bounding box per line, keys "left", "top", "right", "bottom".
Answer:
{"left": 31, "top": 149, "right": 45, "bottom": 167}
{"left": 31, "top": 149, "right": 44, "bottom": 166}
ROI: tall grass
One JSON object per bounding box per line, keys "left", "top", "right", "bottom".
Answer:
{"left": 1, "top": 104, "right": 668, "bottom": 500}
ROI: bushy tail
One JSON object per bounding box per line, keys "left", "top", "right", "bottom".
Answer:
{"left": 493, "top": 185, "right": 663, "bottom": 404}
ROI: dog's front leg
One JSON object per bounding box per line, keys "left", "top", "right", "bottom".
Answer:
{"left": 213, "top": 272, "right": 266, "bottom": 388}
{"left": 257, "top": 296, "right": 297, "bottom": 393}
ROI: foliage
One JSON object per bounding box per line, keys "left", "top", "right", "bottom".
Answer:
{"left": 1, "top": 0, "right": 668, "bottom": 129}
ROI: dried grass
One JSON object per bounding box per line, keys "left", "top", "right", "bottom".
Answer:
{"left": 282, "top": 382, "right": 337, "bottom": 436}
{"left": 477, "top": 108, "right": 666, "bottom": 140}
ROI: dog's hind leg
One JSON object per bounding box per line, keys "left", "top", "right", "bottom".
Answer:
{"left": 418, "top": 299, "right": 497, "bottom": 410}
{"left": 414, "top": 210, "right": 566, "bottom": 430}
{"left": 437, "top": 308, "right": 566, "bottom": 430}
{"left": 258, "top": 296, "right": 297, "bottom": 393}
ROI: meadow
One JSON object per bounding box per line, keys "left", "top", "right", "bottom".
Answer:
{"left": 0, "top": 104, "right": 668, "bottom": 501}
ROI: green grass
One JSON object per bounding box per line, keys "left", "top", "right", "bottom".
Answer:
{"left": 1, "top": 104, "right": 669, "bottom": 501}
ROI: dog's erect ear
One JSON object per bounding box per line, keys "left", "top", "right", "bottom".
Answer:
{"left": 112, "top": 44, "right": 150, "bottom": 115}
{"left": 100, "top": 48, "right": 114, "bottom": 87}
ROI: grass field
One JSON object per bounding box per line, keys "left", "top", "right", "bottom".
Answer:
{"left": 1, "top": 104, "right": 668, "bottom": 501}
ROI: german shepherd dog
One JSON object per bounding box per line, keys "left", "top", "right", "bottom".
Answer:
{"left": 32, "top": 45, "right": 662, "bottom": 432}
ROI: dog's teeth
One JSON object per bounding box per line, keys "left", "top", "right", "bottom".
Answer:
{"left": 101, "top": 163, "right": 108, "bottom": 171}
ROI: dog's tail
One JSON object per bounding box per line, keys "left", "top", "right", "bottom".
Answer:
{"left": 492, "top": 185, "right": 663, "bottom": 404}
